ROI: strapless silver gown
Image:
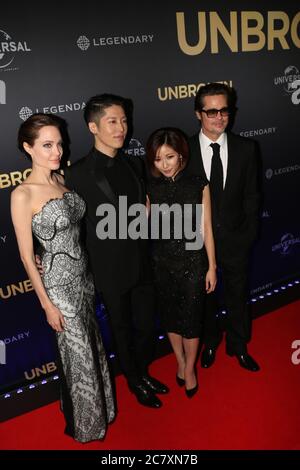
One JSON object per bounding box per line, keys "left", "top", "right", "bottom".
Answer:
{"left": 32, "top": 191, "right": 115, "bottom": 443}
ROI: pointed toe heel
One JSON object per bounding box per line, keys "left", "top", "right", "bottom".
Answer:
{"left": 176, "top": 375, "right": 185, "bottom": 387}
{"left": 185, "top": 383, "right": 198, "bottom": 398}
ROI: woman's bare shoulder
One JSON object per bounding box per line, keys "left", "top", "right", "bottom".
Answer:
{"left": 11, "top": 182, "right": 32, "bottom": 203}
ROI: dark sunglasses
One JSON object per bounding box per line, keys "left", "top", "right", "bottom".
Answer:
{"left": 200, "top": 107, "right": 230, "bottom": 118}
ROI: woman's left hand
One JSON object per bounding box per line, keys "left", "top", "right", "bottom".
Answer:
{"left": 205, "top": 268, "right": 217, "bottom": 293}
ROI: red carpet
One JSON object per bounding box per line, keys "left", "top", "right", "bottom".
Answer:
{"left": 1, "top": 300, "right": 300, "bottom": 450}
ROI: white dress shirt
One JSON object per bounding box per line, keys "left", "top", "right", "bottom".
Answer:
{"left": 198, "top": 130, "right": 228, "bottom": 188}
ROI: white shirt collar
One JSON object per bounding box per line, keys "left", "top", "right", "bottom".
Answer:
{"left": 200, "top": 129, "right": 226, "bottom": 150}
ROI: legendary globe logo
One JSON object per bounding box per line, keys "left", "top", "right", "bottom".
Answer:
{"left": 77, "top": 36, "right": 90, "bottom": 51}
{"left": 19, "top": 107, "right": 33, "bottom": 121}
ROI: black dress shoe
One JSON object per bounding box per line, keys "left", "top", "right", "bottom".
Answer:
{"left": 141, "top": 375, "right": 169, "bottom": 394}
{"left": 185, "top": 383, "right": 198, "bottom": 398}
{"left": 201, "top": 348, "right": 216, "bottom": 368}
{"left": 227, "top": 351, "right": 260, "bottom": 372}
{"left": 176, "top": 375, "right": 185, "bottom": 387}
{"left": 130, "top": 383, "right": 162, "bottom": 408}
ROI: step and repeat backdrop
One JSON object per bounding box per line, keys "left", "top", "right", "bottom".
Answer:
{"left": 0, "top": 0, "right": 299, "bottom": 391}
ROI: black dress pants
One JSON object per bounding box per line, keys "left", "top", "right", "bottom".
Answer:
{"left": 100, "top": 280, "right": 156, "bottom": 387}
{"left": 203, "top": 238, "right": 251, "bottom": 355}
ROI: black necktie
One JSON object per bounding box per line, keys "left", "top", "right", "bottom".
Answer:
{"left": 209, "top": 142, "right": 223, "bottom": 211}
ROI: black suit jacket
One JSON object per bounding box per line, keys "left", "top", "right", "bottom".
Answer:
{"left": 64, "top": 148, "right": 149, "bottom": 295}
{"left": 187, "top": 132, "right": 260, "bottom": 253}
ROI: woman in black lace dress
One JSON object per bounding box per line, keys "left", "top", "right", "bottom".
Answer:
{"left": 146, "top": 128, "right": 217, "bottom": 397}
{"left": 11, "top": 113, "right": 115, "bottom": 442}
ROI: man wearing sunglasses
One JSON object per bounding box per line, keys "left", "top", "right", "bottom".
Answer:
{"left": 188, "top": 82, "right": 260, "bottom": 372}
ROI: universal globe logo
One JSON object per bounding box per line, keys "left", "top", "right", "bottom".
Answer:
{"left": 272, "top": 233, "right": 300, "bottom": 256}
{"left": 283, "top": 66, "right": 300, "bottom": 105}
{"left": 77, "top": 36, "right": 90, "bottom": 51}
{"left": 19, "top": 107, "right": 33, "bottom": 121}
{"left": 0, "top": 29, "right": 31, "bottom": 70}
{"left": 0, "top": 30, "right": 14, "bottom": 68}
{"left": 124, "top": 138, "right": 146, "bottom": 157}
{"left": 283, "top": 66, "right": 300, "bottom": 93}
{"left": 280, "top": 233, "right": 294, "bottom": 255}
{"left": 274, "top": 65, "right": 300, "bottom": 105}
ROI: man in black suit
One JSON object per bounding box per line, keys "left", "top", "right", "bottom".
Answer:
{"left": 64, "top": 94, "right": 168, "bottom": 407}
{"left": 188, "top": 83, "right": 260, "bottom": 371}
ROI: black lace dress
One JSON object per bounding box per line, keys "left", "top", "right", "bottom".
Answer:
{"left": 147, "top": 171, "right": 208, "bottom": 339}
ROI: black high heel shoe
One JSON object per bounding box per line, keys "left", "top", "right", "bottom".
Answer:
{"left": 176, "top": 375, "right": 185, "bottom": 387}
{"left": 185, "top": 383, "right": 198, "bottom": 398}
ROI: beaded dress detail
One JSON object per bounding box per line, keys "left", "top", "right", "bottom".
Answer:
{"left": 148, "top": 173, "right": 208, "bottom": 338}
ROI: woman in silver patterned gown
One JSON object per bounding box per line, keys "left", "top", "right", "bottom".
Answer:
{"left": 11, "top": 113, "right": 115, "bottom": 443}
